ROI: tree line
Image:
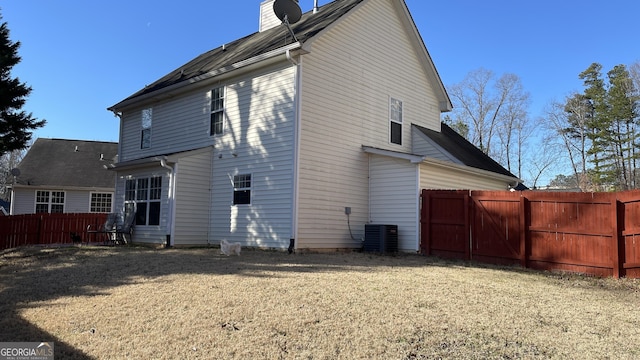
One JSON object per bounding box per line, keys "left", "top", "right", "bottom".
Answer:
{"left": 446, "top": 62, "right": 640, "bottom": 191}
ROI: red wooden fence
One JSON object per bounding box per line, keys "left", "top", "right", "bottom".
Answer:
{"left": 0, "top": 213, "right": 108, "bottom": 251}
{"left": 421, "top": 189, "right": 640, "bottom": 278}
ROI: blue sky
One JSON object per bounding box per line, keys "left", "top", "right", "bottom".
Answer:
{"left": 3, "top": 0, "right": 639, "bottom": 147}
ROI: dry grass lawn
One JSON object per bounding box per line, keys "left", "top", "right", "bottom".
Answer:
{"left": 1, "top": 246, "right": 639, "bottom": 359}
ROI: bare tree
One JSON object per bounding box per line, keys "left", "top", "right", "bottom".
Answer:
{"left": 0, "top": 147, "right": 25, "bottom": 201}
{"left": 542, "top": 95, "right": 593, "bottom": 191}
{"left": 448, "top": 68, "right": 499, "bottom": 155}
{"left": 448, "top": 69, "right": 532, "bottom": 179}
{"left": 494, "top": 74, "right": 531, "bottom": 177}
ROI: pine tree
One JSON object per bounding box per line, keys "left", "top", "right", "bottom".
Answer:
{"left": 0, "top": 14, "right": 45, "bottom": 157}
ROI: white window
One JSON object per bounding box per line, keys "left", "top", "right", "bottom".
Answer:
{"left": 35, "top": 190, "right": 65, "bottom": 213}
{"left": 389, "top": 97, "right": 403, "bottom": 145}
{"left": 125, "top": 176, "right": 162, "bottom": 225}
{"left": 141, "top": 108, "right": 152, "bottom": 149}
{"left": 210, "top": 86, "right": 225, "bottom": 136}
{"left": 90, "top": 192, "right": 113, "bottom": 213}
{"left": 233, "top": 174, "right": 251, "bottom": 205}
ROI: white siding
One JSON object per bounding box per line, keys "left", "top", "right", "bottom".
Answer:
{"left": 297, "top": 0, "right": 441, "bottom": 249}
{"left": 119, "top": 89, "right": 211, "bottom": 162}
{"left": 259, "top": 0, "right": 280, "bottom": 32}
{"left": 420, "top": 162, "right": 510, "bottom": 190}
{"left": 172, "top": 149, "right": 213, "bottom": 246}
{"left": 369, "top": 155, "right": 420, "bottom": 252}
{"left": 10, "top": 188, "right": 35, "bottom": 214}
{"left": 209, "top": 65, "right": 296, "bottom": 249}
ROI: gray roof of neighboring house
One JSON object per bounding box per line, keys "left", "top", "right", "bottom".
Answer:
{"left": 414, "top": 123, "right": 518, "bottom": 179}
{"left": 14, "top": 138, "right": 118, "bottom": 188}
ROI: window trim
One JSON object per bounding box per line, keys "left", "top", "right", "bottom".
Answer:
{"left": 210, "top": 86, "right": 226, "bottom": 136}
{"left": 89, "top": 192, "right": 114, "bottom": 213}
{"left": 389, "top": 97, "right": 403, "bottom": 145}
{"left": 124, "top": 176, "right": 162, "bottom": 226}
{"left": 232, "top": 173, "right": 252, "bottom": 206}
{"left": 35, "top": 190, "right": 65, "bottom": 213}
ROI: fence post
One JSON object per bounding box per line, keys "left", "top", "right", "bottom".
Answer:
{"left": 519, "top": 194, "right": 528, "bottom": 268}
{"left": 612, "top": 195, "right": 622, "bottom": 278}
{"left": 420, "top": 189, "right": 431, "bottom": 255}
{"left": 464, "top": 190, "right": 471, "bottom": 261}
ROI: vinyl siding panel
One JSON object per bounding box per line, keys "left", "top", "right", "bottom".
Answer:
{"left": 297, "top": 0, "right": 440, "bottom": 249}
{"left": 420, "top": 163, "right": 510, "bottom": 190}
{"left": 369, "top": 155, "right": 420, "bottom": 252}
{"left": 119, "top": 90, "right": 211, "bottom": 162}
{"left": 65, "top": 190, "right": 92, "bottom": 213}
{"left": 10, "top": 189, "right": 35, "bottom": 214}
{"left": 209, "top": 65, "right": 296, "bottom": 249}
{"left": 172, "top": 149, "right": 213, "bottom": 246}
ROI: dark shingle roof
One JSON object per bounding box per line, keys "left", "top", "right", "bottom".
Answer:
{"left": 111, "top": 0, "right": 365, "bottom": 108}
{"left": 415, "top": 123, "right": 517, "bottom": 178}
{"left": 15, "top": 139, "right": 118, "bottom": 188}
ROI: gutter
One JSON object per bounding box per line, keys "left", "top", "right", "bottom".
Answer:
{"left": 288, "top": 48, "right": 302, "bottom": 253}
{"left": 160, "top": 158, "right": 176, "bottom": 247}
{"left": 109, "top": 42, "right": 303, "bottom": 112}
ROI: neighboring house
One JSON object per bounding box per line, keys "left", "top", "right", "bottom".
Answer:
{"left": 10, "top": 138, "right": 118, "bottom": 215}
{"left": 107, "top": 0, "right": 520, "bottom": 251}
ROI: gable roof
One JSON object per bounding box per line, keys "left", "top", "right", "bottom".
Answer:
{"left": 14, "top": 139, "right": 118, "bottom": 189}
{"left": 109, "top": 0, "right": 451, "bottom": 112}
{"left": 414, "top": 123, "right": 517, "bottom": 179}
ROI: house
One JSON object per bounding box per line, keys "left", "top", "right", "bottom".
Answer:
{"left": 107, "top": 0, "right": 520, "bottom": 251}
{"left": 10, "top": 138, "right": 118, "bottom": 215}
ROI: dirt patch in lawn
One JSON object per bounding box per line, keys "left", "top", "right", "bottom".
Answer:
{"left": 1, "top": 246, "right": 639, "bottom": 359}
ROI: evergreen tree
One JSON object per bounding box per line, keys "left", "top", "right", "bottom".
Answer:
{"left": 579, "top": 63, "right": 614, "bottom": 189}
{"left": 607, "top": 65, "right": 639, "bottom": 189}
{"left": 0, "top": 13, "right": 45, "bottom": 157}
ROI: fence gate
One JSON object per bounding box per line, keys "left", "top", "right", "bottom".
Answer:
{"left": 470, "top": 191, "right": 522, "bottom": 265}
{"left": 421, "top": 190, "right": 522, "bottom": 264}
{"left": 420, "top": 190, "right": 469, "bottom": 259}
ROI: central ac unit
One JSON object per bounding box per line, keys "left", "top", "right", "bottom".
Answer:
{"left": 364, "top": 224, "right": 398, "bottom": 253}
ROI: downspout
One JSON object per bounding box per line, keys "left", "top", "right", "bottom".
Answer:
{"left": 287, "top": 49, "right": 301, "bottom": 253}
{"left": 160, "top": 158, "right": 176, "bottom": 248}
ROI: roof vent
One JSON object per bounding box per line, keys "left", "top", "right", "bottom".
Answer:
{"left": 74, "top": 146, "right": 79, "bottom": 152}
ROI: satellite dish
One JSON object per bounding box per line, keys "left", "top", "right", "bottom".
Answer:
{"left": 10, "top": 168, "right": 20, "bottom": 176}
{"left": 273, "top": 0, "right": 302, "bottom": 24}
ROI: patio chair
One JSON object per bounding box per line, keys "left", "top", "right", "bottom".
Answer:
{"left": 114, "top": 209, "right": 135, "bottom": 245}
{"left": 87, "top": 213, "right": 119, "bottom": 245}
